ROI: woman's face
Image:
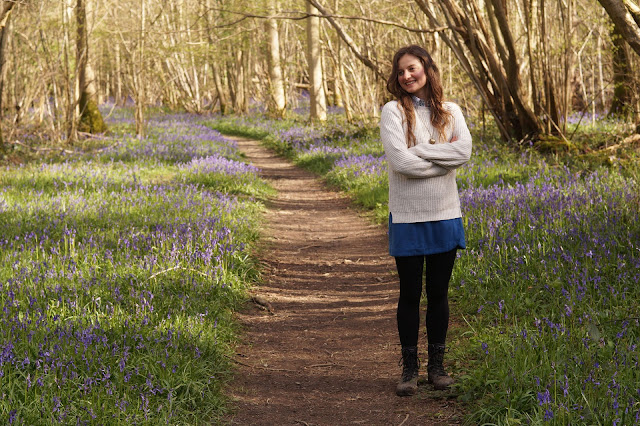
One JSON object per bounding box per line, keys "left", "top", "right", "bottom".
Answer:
{"left": 397, "top": 54, "right": 428, "bottom": 99}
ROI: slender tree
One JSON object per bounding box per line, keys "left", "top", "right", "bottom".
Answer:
{"left": 609, "top": 25, "right": 634, "bottom": 117}
{"left": 306, "top": 1, "right": 327, "bottom": 121}
{"left": 0, "top": 0, "right": 16, "bottom": 150}
{"left": 76, "top": 0, "right": 106, "bottom": 133}
{"left": 266, "top": 0, "right": 286, "bottom": 117}
{"left": 0, "top": 1, "right": 14, "bottom": 118}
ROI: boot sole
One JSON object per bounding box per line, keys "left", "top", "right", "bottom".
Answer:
{"left": 432, "top": 383, "right": 451, "bottom": 390}
{"left": 427, "top": 378, "right": 453, "bottom": 390}
{"left": 395, "top": 387, "right": 418, "bottom": 396}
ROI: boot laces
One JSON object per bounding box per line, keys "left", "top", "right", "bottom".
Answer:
{"left": 399, "top": 353, "right": 420, "bottom": 382}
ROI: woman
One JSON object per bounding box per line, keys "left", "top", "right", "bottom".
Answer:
{"left": 380, "top": 45, "right": 472, "bottom": 396}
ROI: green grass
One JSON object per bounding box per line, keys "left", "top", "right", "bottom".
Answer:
{"left": 0, "top": 110, "right": 272, "bottom": 424}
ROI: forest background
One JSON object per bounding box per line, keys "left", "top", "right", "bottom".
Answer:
{"left": 1, "top": 0, "right": 640, "bottom": 146}
{"left": 1, "top": 0, "right": 640, "bottom": 424}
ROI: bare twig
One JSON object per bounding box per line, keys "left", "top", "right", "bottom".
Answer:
{"left": 107, "top": 7, "right": 448, "bottom": 34}
{"left": 10, "top": 140, "right": 78, "bottom": 155}
{"left": 206, "top": 8, "right": 447, "bottom": 33}
{"left": 224, "top": 354, "right": 297, "bottom": 373}
{"left": 398, "top": 414, "right": 410, "bottom": 426}
{"left": 304, "top": 363, "right": 347, "bottom": 369}
{"left": 603, "top": 133, "right": 640, "bottom": 151}
{"left": 295, "top": 244, "right": 322, "bottom": 253}
{"left": 147, "top": 265, "right": 183, "bottom": 281}
{"left": 77, "top": 131, "right": 110, "bottom": 140}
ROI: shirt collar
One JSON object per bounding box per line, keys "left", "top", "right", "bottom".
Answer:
{"left": 411, "top": 95, "right": 425, "bottom": 107}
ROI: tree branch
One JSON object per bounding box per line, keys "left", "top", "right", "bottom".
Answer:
{"left": 305, "top": 0, "right": 386, "bottom": 81}
{"left": 598, "top": 0, "right": 640, "bottom": 56}
{"left": 202, "top": 7, "right": 447, "bottom": 34}
{"left": 1, "top": 1, "right": 17, "bottom": 29}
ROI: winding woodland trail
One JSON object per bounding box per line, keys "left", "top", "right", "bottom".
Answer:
{"left": 226, "top": 137, "right": 462, "bottom": 426}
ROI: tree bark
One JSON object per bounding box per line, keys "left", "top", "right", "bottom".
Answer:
{"left": 134, "top": 0, "right": 146, "bottom": 138}
{"left": 212, "top": 61, "right": 229, "bottom": 115}
{"left": 414, "top": 0, "right": 544, "bottom": 142}
{"left": 537, "top": 0, "right": 559, "bottom": 134}
{"left": 306, "top": 1, "right": 327, "bottom": 121}
{"left": 266, "top": 0, "right": 286, "bottom": 117}
{"left": 598, "top": 0, "right": 640, "bottom": 56}
{"left": 203, "top": 0, "right": 230, "bottom": 115}
{"left": 233, "top": 49, "right": 247, "bottom": 113}
{"left": 76, "top": 0, "right": 106, "bottom": 133}
{"left": 609, "top": 25, "right": 633, "bottom": 117}
{"left": 489, "top": 0, "right": 540, "bottom": 137}
{"left": 306, "top": 0, "right": 385, "bottom": 82}
{"left": 114, "top": 42, "right": 123, "bottom": 105}
{"left": 0, "top": 1, "right": 14, "bottom": 150}
{"left": 0, "top": 3, "right": 13, "bottom": 119}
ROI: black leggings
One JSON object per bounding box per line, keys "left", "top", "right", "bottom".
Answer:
{"left": 395, "top": 249, "right": 457, "bottom": 348}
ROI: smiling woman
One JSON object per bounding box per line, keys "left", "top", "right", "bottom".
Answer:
{"left": 380, "top": 44, "right": 473, "bottom": 397}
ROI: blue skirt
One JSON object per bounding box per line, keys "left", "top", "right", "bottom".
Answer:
{"left": 388, "top": 213, "right": 466, "bottom": 257}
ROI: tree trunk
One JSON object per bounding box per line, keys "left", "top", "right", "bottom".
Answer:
{"left": 597, "top": 0, "right": 640, "bottom": 56}
{"left": 559, "top": 0, "right": 576, "bottom": 132}
{"left": 63, "top": 0, "right": 78, "bottom": 142}
{"left": 489, "top": 0, "right": 541, "bottom": 137}
{"left": 233, "top": 49, "right": 247, "bottom": 113}
{"left": 609, "top": 25, "right": 633, "bottom": 117}
{"left": 597, "top": 22, "right": 607, "bottom": 110}
{"left": 524, "top": 0, "right": 541, "bottom": 116}
{"left": 76, "top": 0, "right": 106, "bottom": 134}
{"left": 212, "top": 61, "right": 229, "bottom": 115}
{"left": 414, "top": 0, "right": 544, "bottom": 143}
{"left": 0, "top": 1, "right": 14, "bottom": 118}
{"left": 266, "top": 0, "right": 286, "bottom": 117}
{"left": 114, "top": 42, "right": 122, "bottom": 105}
{"left": 306, "top": 1, "right": 327, "bottom": 121}
{"left": 0, "top": 2, "right": 14, "bottom": 151}
{"left": 134, "top": 0, "right": 146, "bottom": 138}
{"left": 538, "top": 0, "right": 560, "bottom": 134}
{"left": 306, "top": 0, "right": 385, "bottom": 81}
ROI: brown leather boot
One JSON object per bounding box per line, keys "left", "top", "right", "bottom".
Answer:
{"left": 427, "top": 343, "right": 454, "bottom": 390}
{"left": 396, "top": 346, "right": 419, "bottom": 396}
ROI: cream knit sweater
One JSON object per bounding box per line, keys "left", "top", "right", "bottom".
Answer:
{"left": 380, "top": 100, "right": 472, "bottom": 223}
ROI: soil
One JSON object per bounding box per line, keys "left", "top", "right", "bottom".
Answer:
{"left": 225, "top": 137, "right": 463, "bottom": 426}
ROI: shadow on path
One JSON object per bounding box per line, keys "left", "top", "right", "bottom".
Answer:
{"left": 226, "top": 137, "right": 462, "bottom": 426}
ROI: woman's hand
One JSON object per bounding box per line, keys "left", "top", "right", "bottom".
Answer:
{"left": 449, "top": 136, "right": 458, "bottom": 143}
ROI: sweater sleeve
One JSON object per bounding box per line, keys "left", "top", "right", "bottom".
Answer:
{"left": 380, "top": 102, "right": 449, "bottom": 179}
{"left": 408, "top": 103, "right": 472, "bottom": 170}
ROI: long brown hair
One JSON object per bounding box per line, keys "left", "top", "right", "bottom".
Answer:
{"left": 386, "top": 45, "right": 450, "bottom": 147}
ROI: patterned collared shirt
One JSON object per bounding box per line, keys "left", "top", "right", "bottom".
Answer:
{"left": 411, "top": 95, "right": 426, "bottom": 107}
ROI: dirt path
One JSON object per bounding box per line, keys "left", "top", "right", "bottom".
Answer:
{"left": 226, "top": 137, "right": 462, "bottom": 426}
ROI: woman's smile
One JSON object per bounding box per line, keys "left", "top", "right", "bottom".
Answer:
{"left": 397, "top": 54, "right": 427, "bottom": 98}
